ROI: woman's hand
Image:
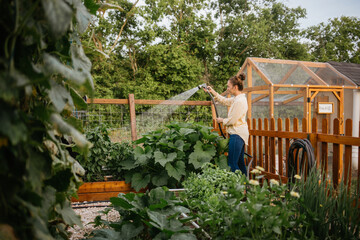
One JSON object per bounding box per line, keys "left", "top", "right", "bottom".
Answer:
{"left": 206, "top": 86, "right": 216, "bottom": 95}
{"left": 216, "top": 118, "right": 223, "bottom": 123}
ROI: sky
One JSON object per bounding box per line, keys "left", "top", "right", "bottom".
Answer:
{"left": 282, "top": 0, "right": 360, "bottom": 29}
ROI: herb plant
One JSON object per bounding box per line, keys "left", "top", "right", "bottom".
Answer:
{"left": 123, "top": 122, "right": 229, "bottom": 191}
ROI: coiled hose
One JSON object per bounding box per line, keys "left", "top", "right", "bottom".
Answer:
{"left": 287, "top": 138, "right": 316, "bottom": 181}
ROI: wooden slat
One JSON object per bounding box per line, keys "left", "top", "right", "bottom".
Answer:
{"left": 278, "top": 118, "right": 283, "bottom": 176}
{"left": 258, "top": 118, "right": 263, "bottom": 168}
{"left": 311, "top": 118, "right": 318, "bottom": 165}
{"left": 270, "top": 118, "right": 276, "bottom": 173}
{"left": 293, "top": 118, "right": 299, "bottom": 175}
{"left": 321, "top": 119, "right": 329, "bottom": 175}
{"left": 285, "top": 118, "right": 291, "bottom": 176}
{"left": 248, "top": 58, "right": 273, "bottom": 85}
{"left": 249, "top": 57, "right": 327, "bottom": 68}
{"left": 242, "top": 85, "right": 270, "bottom": 93}
{"left": 302, "top": 118, "right": 307, "bottom": 132}
{"left": 316, "top": 134, "right": 360, "bottom": 146}
{"left": 299, "top": 63, "right": 328, "bottom": 86}
{"left": 76, "top": 181, "right": 133, "bottom": 193}
{"left": 264, "top": 118, "right": 269, "bottom": 172}
{"left": 87, "top": 98, "right": 212, "bottom": 106}
{"left": 344, "top": 119, "right": 352, "bottom": 186}
{"left": 333, "top": 119, "right": 341, "bottom": 187}
{"left": 270, "top": 86, "right": 274, "bottom": 118}
{"left": 247, "top": 118, "right": 252, "bottom": 163}
{"left": 252, "top": 119, "right": 257, "bottom": 167}
{"left": 249, "top": 130, "right": 308, "bottom": 139}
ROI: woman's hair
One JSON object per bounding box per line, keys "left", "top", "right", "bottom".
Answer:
{"left": 229, "top": 73, "right": 246, "bottom": 91}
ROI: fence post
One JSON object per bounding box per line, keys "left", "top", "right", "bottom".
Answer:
{"left": 344, "top": 119, "right": 352, "bottom": 186}
{"left": 333, "top": 118, "right": 341, "bottom": 187}
{"left": 129, "top": 94, "right": 137, "bottom": 141}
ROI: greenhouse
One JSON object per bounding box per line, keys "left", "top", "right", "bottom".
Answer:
{"left": 238, "top": 57, "right": 360, "bottom": 134}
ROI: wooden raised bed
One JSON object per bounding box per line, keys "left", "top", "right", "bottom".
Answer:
{"left": 71, "top": 181, "right": 137, "bottom": 202}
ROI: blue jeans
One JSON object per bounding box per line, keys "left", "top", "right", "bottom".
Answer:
{"left": 228, "top": 134, "right": 247, "bottom": 176}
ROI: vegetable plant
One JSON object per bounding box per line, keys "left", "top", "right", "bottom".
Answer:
{"left": 88, "top": 187, "right": 196, "bottom": 240}
{"left": 123, "top": 122, "right": 229, "bottom": 191}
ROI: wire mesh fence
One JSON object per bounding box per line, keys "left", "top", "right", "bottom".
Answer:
{"left": 73, "top": 103, "right": 213, "bottom": 142}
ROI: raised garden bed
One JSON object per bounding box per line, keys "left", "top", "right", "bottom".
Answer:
{"left": 71, "top": 181, "right": 137, "bottom": 202}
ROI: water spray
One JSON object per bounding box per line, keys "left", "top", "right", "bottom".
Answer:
{"left": 198, "top": 83, "right": 226, "bottom": 139}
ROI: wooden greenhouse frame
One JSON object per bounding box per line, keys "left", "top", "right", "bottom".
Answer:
{"left": 237, "top": 57, "right": 359, "bottom": 134}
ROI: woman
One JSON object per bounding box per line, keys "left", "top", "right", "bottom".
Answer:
{"left": 206, "top": 73, "right": 249, "bottom": 175}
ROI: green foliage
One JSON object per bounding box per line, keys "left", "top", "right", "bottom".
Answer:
{"left": 297, "top": 168, "right": 360, "bottom": 239}
{"left": 76, "top": 124, "right": 134, "bottom": 182}
{"left": 0, "top": 0, "right": 94, "bottom": 239}
{"left": 306, "top": 16, "right": 360, "bottom": 63}
{"left": 185, "top": 167, "right": 308, "bottom": 239}
{"left": 88, "top": 187, "right": 196, "bottom": 239}
{"left": 183, "top": 163, "right": 245, "bottom": 212}
{"left": 124, "top": 122, "right": 229, "bottom": 191}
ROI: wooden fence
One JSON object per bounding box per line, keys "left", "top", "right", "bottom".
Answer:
{"left": 243, "top": 117, "right": 360, "bottom": 186}
{"left": 86, "top": 97, "right": 360, "bottom": 186}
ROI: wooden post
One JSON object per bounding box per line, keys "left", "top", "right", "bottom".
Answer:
{"left": 333, "top": 118, "right": 341, "bottom": 187}
{"left": 129, "top": 94, "right": 137, "bottom": 141}
{"left": 270, "top": 118, "right": 276, "bottom": 174}
{"left": 278, "top": 118, "right": 283, "bottom": 176}
{"left": 269, "top": 85, "right": 274, "bottom": 119}
{"left": 264, "top": 118, "right": 269, "bottom": 172}
{"left": 321, "top": 119, "right": 329, "bottom": 174}
{"left": 259, "top": 118, "right": 263, "bottom": 168}
{"left": 247, "top": 65, "right": 252, "bottom": 120}
{"left": 252, "top": 118, "right": 257, "bottom": 167}
{"left": 344, "top": 119, "right": 352, "bottom": 186}
{"left": 285, "top": 118, "right": 291, "bottom": 176}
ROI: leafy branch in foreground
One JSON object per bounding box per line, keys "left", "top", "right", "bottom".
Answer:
{"left": 0, "top": 0, "right": 97, "bottom": 239}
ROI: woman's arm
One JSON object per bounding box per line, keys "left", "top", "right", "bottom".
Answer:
{"left": 205, "top": 86, "right": 233, "bottom": 106}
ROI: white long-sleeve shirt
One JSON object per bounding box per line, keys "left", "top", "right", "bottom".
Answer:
{"left": 213, "top": 92, "right": 249, "bottom": 145}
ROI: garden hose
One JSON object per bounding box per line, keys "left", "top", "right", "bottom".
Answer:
{"left": 287, "top": 138, "right": 316, "bottom": 181}
{"left": 198, "top": 84, "right": 252, "bottom": 160}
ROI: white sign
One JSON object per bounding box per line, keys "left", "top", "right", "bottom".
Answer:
{"left": 318, "top": 102, "right": 333, "bottom": 114}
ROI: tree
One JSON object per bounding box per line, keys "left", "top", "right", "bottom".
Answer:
{"left": 306, "top": 16, "right": 360, "bottom": 63}
{"left": 0, "top": 0, "right": 94, "bottom": 239}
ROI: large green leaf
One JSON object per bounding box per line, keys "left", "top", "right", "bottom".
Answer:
{"left": 69, "top": 87, "right": 87, "bottom": 110}
{"left": 110, "top": 196, "right": 134, "bottom": 210}
{"left": 170, "top": 233, "right": 197, "bottom": 240}
{"left": 188, "top": 141, "right": 216, "bottom": 169}
{"left": 73, "top": 0, "right": 92, "bottom": 33}
{"left": 120, "top": 223, "right": 144, "bottom": 240}
{"left": 147, "top": 211, "right": 167, "bottom": 230}
{"left": 134, "top": 146, "right": 151, "bottom": 165}
{"left": 49, "top": 80, "right": 73, "bottom": 112}
{"left": 41, "top": 0, "right": 72, "bottom": 36}
{"left": 131, "top": 173, "right": 150, "bottom": 191}
{"left": 165, "top": 161, "right": 185, "bottom": 181}
{"left": 55, "top": 201, "right": 82, "bottom": 226}
{"left": 154, "top": 151, "right": 177, "bottom": 167}
{"left": 152, "top": 172, "right": 169, "bottom": 186}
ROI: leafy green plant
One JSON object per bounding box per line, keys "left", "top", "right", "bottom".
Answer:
{"left": 0, "top": 0, "right": 96, "bottom": 239}
{"left": 123, "top": 122, "right": 229, "bottom": 191}
{"left": 76, "top": 124, "right": 134, "bottom": 182}
{"left": 88, "top": 187, "right": 196, "bottom": 240}
{"left": 184, "top": 167, "right": 308, "bottom": 239}
{"left": 183, "top": 163, "right": 245, "bottom": 212}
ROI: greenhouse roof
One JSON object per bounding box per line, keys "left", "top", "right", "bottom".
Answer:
{"left": 327, "top": 61, "right": 360, "bottom": 86}
{"left": 238, "top": 57, "right": 359, "bottom": 105}
{"left": 241, "top": 57, "right": 358, "bottom": 89}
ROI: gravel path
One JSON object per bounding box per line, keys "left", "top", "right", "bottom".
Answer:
{"left": 68, "top": 202, "right": 120, "bottom": 240}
